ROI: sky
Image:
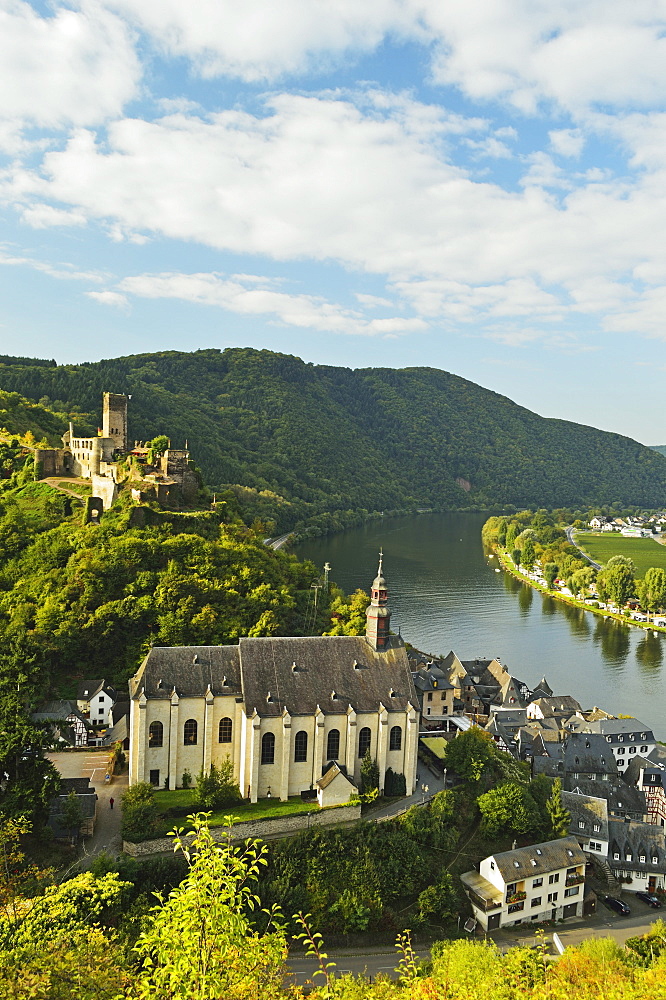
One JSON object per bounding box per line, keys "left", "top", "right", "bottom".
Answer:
{"left": 1, "top": 2, "right": 666, "bottom": 445}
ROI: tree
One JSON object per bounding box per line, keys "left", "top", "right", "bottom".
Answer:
{"left": 60, "top": 791, "right": 84, "bottom": 845}
{"left": 443, "top": 728, "right": 496, "bottom": 784}
{"left": 543, "top": 562, "right": 558, "bottom": 589}
{"left": 545, "top": 778, "right": 570, "bottom": 838}
{"left": 603, "top": 562, "right": 635, "bottom": 608}
{"left": 512, "top": 547, "right": 522, "bottom": 566}
{"left": 130, "top": 814, "right": 287, "bottom": 1000}
{"left": 638, "top": 567, "right": 666, "bottom": 619}
{"left": 148, "top": 435, "right": 169, "bottom": 456}
{"left": 607, "top": 554, "right": 637, "bottom": 575}
{"left": 418, "top": 872, "right": 459, "bottom": 924}
{"left": 522, "top": 537, "right": 536, "bottom": 571}
{"left": 0, "top": 696, "right": 61, "bottom": 827}
{"left": 121, "top": 782, "right": 160, "bottom": 843}
{"left": 359, "top": 751, "right": 379, "bottom": 795}
{"left": 477, "top": 782, "right": 539, "bottom": 837}
{"left": 195, "top": 759, "right": 242, "bottom": 810}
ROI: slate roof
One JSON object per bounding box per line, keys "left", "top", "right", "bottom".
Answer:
{"left": 412, "top": 663, "right": 454, "bottom": 693}
{"left": 32, "top": 700, "right": 86, "bottom": 724}
{"left": 77, "top": 679, "right": 114, "bottom": 701}
{"left": 565, "top": 778, "right": 647, "bottom": 818}
{"left": 531, "top": 732, "right": 617, "bottom": 778}
{"left": 529, "top": 695, "right": 582, "bottom": 716}
{"left": 584, "top": 718, "right": 654, "bottom": 741}
{"left": 317, "top": 761, "right": 356, "bottom": 790}
{"left": 239, "top": 636, "right": 416, "bottom": 717}
{"left": 131, "top": 645, "right": 242, "bottom": 699}
{"left": 490, "top": 836, "right": 585, "bottom": 882}
{"left": 608, "top": 820, "right": 666, "bottom": 871}
{"left": 132, "top": 636, "right": 417, "bottom": 718}
{"left": 562, "top": 790, "right": 609, "bottom": 843}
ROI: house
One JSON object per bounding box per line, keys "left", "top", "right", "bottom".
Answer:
{"left": 527, "top": 695, "right": 582, "bottom": 722}
{"left": 562, "top": 790, "right": 609, "bottom": 858}
{"left": 608, "top": 820, "right": 666, "bottom": 893}
{"left": 48, "top": 777, "right": 97, "bottom": 839}
{"left": 460, "top": 836, "right": 586, "bottom": 931}
{"left": 32, "top": 701, "right": 88, "bottom": 747}
{"left": 129, "top": 558, "right": 419, "bottom": 802}
{"left": 582, "top": 718, "right": 656, "bottom": 774}
{"left": 77, "top": 679, "right": 116, "bottom": 727}
{"left": 411, "top": 658, "right": 455, "bottom": 726}
{"left": 316, "top": 761, "right": 358, "bottom": 807}
{"left": 622, "top": 745, "right": 666, "bottom": 828}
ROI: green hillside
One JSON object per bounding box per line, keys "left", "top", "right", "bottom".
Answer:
{"left": 651, "top": 444, "right": 666, "bottom": 457}
{"left": 1, "top": 348, "right": 666, "bottom": 528}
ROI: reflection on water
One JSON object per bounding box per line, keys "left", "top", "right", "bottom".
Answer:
{"left": 518, "top": 584, "right": 533, "bottom": 614}
{"left": 295, "top": 511, "right": 666, "bottom": 736}
{"left": 636, "top": 633, "right": 664, "bottom": 670}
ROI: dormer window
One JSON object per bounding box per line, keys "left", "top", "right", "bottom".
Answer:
{"left": 192, "top": 654, "right": 199, "bottom": 664}
{"left": 618, "top": 736, "right": 624, "bottom": 742}
{"left": 578, "top": 821, "right": 585, "bottom": 829}
{"left": 536, "top": 849, "right": 542, "bottom": 856}
{"left": 606, "top": 736, "right": 612, "bottom": 743}
{"left": 531, "top": 859, "right": 537, "bottom": 866}
{"left": 639, "top": 855, "right": 646, "bottom": 863}
{"left": 566, "top": 849, "right": 574, "bottom": 857}
{"left": 652, "top": 856, "right": 658, "bottom": 864}
{"left": 614, "top": 852, "right": 620, "bottom": 860}
{"left": 513, "top": 861, "right": 520, "bottom": 868}
{"left": 630, "top": 734, "right": 635, "bottom": 741}
{"left": 626, "top": 853, "right": 632, "bottom": 862}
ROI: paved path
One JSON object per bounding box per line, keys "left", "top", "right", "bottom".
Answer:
{"left": 366, "top": 767, "right": 448, "bottom": 822}
{"left": 42, "top": 476, "right": 89, "bottom": 500}
{"left": 48, "top": 751, "right": 127, "bottom": 866}
{"left": 566, "top": 527, "right": 602, "bottom": 569}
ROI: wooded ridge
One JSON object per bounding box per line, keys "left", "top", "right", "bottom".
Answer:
{"left": 1, "top": 347, "right": 666, "bottom": 531}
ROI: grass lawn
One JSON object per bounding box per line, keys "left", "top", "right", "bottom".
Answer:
{"left": 574, "top": 532, "right": 666, "bottom": 578}
{"left": 152, "top": 789, "right": 319, "bottom": 831}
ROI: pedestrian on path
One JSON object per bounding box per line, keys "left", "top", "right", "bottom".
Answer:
{"left": 109, "top": 797, "right": 114, "bottom": 810}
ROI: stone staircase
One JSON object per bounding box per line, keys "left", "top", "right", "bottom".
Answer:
{"left": 589, "top": 856, "right": 622, "bottom": 897}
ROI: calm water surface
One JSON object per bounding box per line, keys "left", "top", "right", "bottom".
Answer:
{"left": 295, "top": 513, "right": 666, "bottom": 738}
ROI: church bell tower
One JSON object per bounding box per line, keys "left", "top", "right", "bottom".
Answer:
{"left": 366, "top": 549, "right": 392, "bottom": 651}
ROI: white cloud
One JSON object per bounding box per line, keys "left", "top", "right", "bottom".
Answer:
{"left": 355, "top": 292, "right": 394, "bottom": 308}
{"left": 21, "top": 203, "right": 87, "bottom": 229}
{"left": 116, "top": 270, "right": 428, "bottom": 336}
{"left": 0, "top": 1, "right": 140, "bottom": 129}
{"left": 549, "top": 128, "right": 585, "bottom": 158}
{"left": 86, "top": 289, "right": 129, "bottom": 308}
{"left": 0, "top": 247, "right": 105, "bottom": 283}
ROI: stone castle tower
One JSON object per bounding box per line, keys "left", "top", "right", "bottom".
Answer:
{"left": 102, "top": 392, "right": 128, "bottom": 452}
{"left": 366, "top": 550, "right": 392, "bottom": 651}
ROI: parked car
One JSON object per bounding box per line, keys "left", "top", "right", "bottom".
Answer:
{"left": 635, "top": 891, "right": 662, "bottom": 908}
{"left": 605, "top": 895, "right": 631, "bottom": 916}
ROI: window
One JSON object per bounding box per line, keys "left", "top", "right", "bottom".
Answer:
{"left": 426, "top": 708, "right": 431, "bottom": 716}
{"left": 149, "top": 769, "right": 160, "bottom": 786}
{"left": 183, "top": 719, "right": 197, "bottom": 745}
{"left": 641, "top": 733, "right": 647, "bottom": 740}
{"left": 261, "top": 732, "right": 275, "bottom": 765}
{"left": 427, "top": 693, "right": 432, "bottom": 702}
{"left": 641, "top": 745, "right": 648, "bottom": 752}
{"left": 389, "top": 726, "right": 402, "bottom": 752}
{"left": 294, "top": 730, "right": 308, "bottom": 763}
{"left": 547, "top": 892, "right": 558, "bottom": 903}
{"left": 626, "top": 853, "right": 632, "bottom": 862}
{"left": 148, "top": 721, "right": 163, "bottom": 747}
{"left": 589, "top": 841, "right": 602, "bottom": 852}
{"left": 630, "top": 734, "right": 635, "bottom": 741}
{"left": 532, "top": 878, "right": 543, "bottom": 888}
{"left": 618, "top": 735, "right": 624, "bottom": 742}
{"left": 629, "top": 747, "right": 636, "bottom": 754}
{"left": 639, "top": 855, "right": 646, "bottom": 863}
{"left": 548, "top": 873, "right": 559, "bottom": 884}
{"left": 327, "top": 729, "right": 340, "bottom": 760}
{"left": 531, "top": 897, "right": 542, "bottom": 907}
{"left": 564, "top": 886, "right": 579, "bottom": 897}
{"left": 606, "top": 736, "right": 612, "bottom": 743}
{"left": 573, "top": 772, "right": 580, "bottom": 779}
{"left": 578, "top": 820, "right": 585, "bottom": 829}
{"left": 653, "top": 856, "right": 659, "bottom": 864}
{"left": 613, "top": 852, "right": 620, "bottom": 861}
{"left": 358, "top": 727, "right": 371, "bottom": 758}
{"left": 219, "top": 717, "right": 232, "bottom": 743}
{"left": 593, "top": 823, "right": 600, "bottom": 832}
{"left": 617, "top": 747, "right": 625, "bottom": 754}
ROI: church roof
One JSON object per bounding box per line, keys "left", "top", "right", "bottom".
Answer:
{"left": 131, "top": 635, "right": 417, "bottom": 718}
{"left": 130, "top": 645, "right": 242, "bottom": 699}
{"left": 239, "top": 635, "right": 416, "bottom": 717}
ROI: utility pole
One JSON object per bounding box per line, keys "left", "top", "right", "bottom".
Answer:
{"left": 323, "top": 562, "right": 331, "bottom": 592}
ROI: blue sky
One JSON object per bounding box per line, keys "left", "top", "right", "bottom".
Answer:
{"left": 2, "top": 1, "right": 666, "bottom": 444}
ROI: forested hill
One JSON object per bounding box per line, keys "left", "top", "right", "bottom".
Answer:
{"left": 651, "top": 445, "right": 666, "bottom": 457}
{"left": 1, "top": 348, "right": 665, "bottom": 522}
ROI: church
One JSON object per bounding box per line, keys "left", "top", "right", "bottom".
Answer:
{"left": 128, "top": 557, "right": 419, "bottom": 801}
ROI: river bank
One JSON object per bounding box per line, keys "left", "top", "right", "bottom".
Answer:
{"left": 489, "top": 543, "right": 666, "bottom": 637}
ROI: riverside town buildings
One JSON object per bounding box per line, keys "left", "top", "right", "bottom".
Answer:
{"left": 129, "top": 556, "right": 419, "bottom": 802}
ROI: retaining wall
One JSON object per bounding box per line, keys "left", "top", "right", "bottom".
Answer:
{"left": 123, "top": 802, "right": 361, "bottom": 857}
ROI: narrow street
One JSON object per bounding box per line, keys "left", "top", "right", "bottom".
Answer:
{"left": 48, "top": 750, "right": 128, "bottom": 866}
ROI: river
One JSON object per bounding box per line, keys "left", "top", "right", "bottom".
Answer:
{"left": 295, "top": 512, "right": 666, "bottom": 738}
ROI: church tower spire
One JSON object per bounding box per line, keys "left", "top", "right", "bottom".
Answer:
{"left": 366, "top": 549, "right": 391, "bottom": 651}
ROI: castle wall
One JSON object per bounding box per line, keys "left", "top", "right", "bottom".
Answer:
{"left": 103, "top": 392, "right": 128, "bottom": 452}
{"left": 91, "top": 474, "right": 119, "bottom": 511}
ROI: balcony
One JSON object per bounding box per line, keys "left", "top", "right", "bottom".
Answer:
{"left": 506, "top": 890, "right": 527, "bottom": 904}
{"left": 565, "top": 874, "right": 585, "bottom": 887}
{"left": 507, "top": 902, "right": 525, "bottom": 914}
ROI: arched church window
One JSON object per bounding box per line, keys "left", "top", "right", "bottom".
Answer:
{"left": 261, "top": 732, "right": 275, "bottom": 765}
{"left": 358, "top": 727, "right": 371, "bottom": 758}
{"left": 148, "top": 721, "right": 163, "bottom": 747}
{"left": 294, "top": 730, "right": 308, "bottom": 763}
{"left": 183, "top": 719, "right": 198, "bottom": 745}
{"left": 326, "top": 729, "right": 340, "bottom": 760}
{"left": 219, "top": 717, "right": 232, "bottom": 743}
{"left": 389, "top": 725, "right": 402, "bottom": 751}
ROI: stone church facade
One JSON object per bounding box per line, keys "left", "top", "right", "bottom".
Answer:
{"left": 129, "top": 559, "right": 419, "bottom": 801}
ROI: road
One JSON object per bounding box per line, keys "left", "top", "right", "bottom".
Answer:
{"left": 286, "top": 900, "right": 663, "bottom": 987}
{"left": 48, "top": 750, "right": 128, "bottom": 866}
{"left": 265, "top": 533, "right": 293, "bottom": 550}
{"left": 565, "top": 526, "right": 602, "bottom": 569}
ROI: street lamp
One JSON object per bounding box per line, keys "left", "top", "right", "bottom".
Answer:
{"left": 443, "top": 767, "right": 448, "bottom": 789}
